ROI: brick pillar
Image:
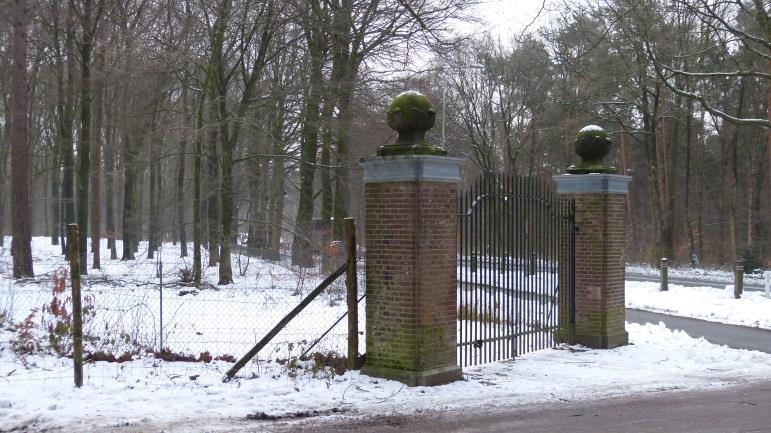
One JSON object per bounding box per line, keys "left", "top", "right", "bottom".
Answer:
{"left": 359, "top": 155, "right": 464, "bottom": 386}
{"left": 554, "top": 174, "right": 631, "bottom": 349}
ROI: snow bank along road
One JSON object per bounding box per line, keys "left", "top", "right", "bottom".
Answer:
{"left": 65, "top": 380, "right": 771, "bottom": 433}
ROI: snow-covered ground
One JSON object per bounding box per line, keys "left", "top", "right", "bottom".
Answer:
{"left": 626, "top": 281, "right": 771, "bottom": 329}
{"left": 1, "top": 238, "right": 771, "bottom": 432}
{"left": 2, "top": 322, "right": 770, "bottom": 432}
{"left": 0, "top": 237, "right": 362, "bottom": 374}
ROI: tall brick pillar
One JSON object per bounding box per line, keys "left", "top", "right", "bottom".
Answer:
{"left": 359, "top": 91, "right": 463, "bottom": 386}
{"left": 554, "top": 125, "right": 632, "bottom": 349}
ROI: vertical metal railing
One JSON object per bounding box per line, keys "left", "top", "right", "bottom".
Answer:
{"left": 458, "top": 174, "right": 575, "bottom": 367}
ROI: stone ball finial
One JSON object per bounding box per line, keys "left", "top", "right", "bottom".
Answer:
{"left": 377, "top": 90, "right": 447, "bottom": 156}
{"left": 566, "top": 125, "right": 617, "bottom": 174}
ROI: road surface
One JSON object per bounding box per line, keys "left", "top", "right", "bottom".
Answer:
{"left": 626, "top": 309, "right": 771, "bottom": 353}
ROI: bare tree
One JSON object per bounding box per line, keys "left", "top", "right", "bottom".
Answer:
{"left": 10, "top": 0, "right": 34, "bottom": 277}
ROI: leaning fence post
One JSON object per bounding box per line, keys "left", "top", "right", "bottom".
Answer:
{"left": 660, "top": 258, "right": 668, "bottom": 292}
{"left": 734, "top": 259, "right": 743, "bottom": 299}
{"left": 344, "top": 217, "right": 358, "bottom": 370}
{"left": 67, "top": 224, "right": 83, "bottom": 388}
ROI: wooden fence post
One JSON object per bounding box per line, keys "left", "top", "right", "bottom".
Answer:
{"left": 345, "top": 217, "right": 358, "bottom": 370}
{"left": 68, "top": 224, "right": 83, "bottom": 388}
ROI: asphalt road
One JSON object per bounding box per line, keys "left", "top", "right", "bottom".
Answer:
{"left": 259, "top": 381, "right": 771, "bottom": 433}
{"left": 626, "top": 309, "right": 771, "bottom": 353}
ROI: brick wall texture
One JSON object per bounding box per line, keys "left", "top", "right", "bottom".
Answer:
{"left": 572, "top": 192, "right": 628, "bottom": 346}
{"left": 364, "top": 180, "right": 458, "bottom": 373}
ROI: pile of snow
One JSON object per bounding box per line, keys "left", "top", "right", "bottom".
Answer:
{"left": 626, "top": 281, "right": 771, "bottom": 329}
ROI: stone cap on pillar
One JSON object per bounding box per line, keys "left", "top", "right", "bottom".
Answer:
{"left": 360, "top": 155, "right": 464, "bottom": 183}
{"left": 553, "top": 173, "right": 632, "bottom": 194}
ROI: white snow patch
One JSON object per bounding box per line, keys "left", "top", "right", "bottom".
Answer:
{"left": 579, "top": 124, "right": 604, "bottom": 132}
{"left": 626, "top": 281, "right": 771, "bottom": 329}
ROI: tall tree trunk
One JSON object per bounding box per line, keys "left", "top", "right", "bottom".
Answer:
{"left": 90, "top": 41, "right": 105, "bottom": 269}
{"left": 746, "top": 140, "right": 762, "bottom": 256}
{"left": 332, "top": 60, "right": 358, "bottom": 241}
{"left": 104, "top": 97, "right": 117, "bottom": 259}
{"left": 218, "top": 107, "right": 233, "bottom": 284}
{"left": 193, "top": 93, "right": 204, "bottom": 286}
{"left": 765, "top": 58, "right": 771, "bottom": 265}
{"left": 10, "top": 0, "right": 34, "bottom": 278}
{"left": 0, "top": 107, "right": 7, "bottom": 248}
{"left": 319, "top": 99, "right": 334, "bottom": 271}
{"left": 729, "top": 79, "right": 746, "bottom": 260}
{"left": 76, "top": 0, "right": 97, "bottom": 274}
{"left": 291, "top": 28, "right": 324, "bottom": 268}
{"left": 641, "top": 82, "right": 664, "bottom": 263}
{"left": 266, "top": 95, "right": 286, "bottom": 261}
{"left": 657, "top": 96, "right": 674, "bottom": 262}
{"left": 121, "top": 132, "right": 136, "bottom": 261}
{"left": 206, "top": 110, "right": 220, "bottom": 267}
{"left": 684, "top": 97, "right": 696, "bottom": 263}
{"left": 50, "top": 144, "right": 60, "bottom": 246}
{"left": 55, "top": 4, "right": 77, "bottom": 255}
{"left": 177, "top": 88, "right": 189, "bottom": 257}
{"left": 148, "top": 142, "right": 159, "bottom": 259}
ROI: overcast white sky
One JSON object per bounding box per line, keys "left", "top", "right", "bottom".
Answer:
{"left": 470, "top": 0, "right": 553, "bottom": 40}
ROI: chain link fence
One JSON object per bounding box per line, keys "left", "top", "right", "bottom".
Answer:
{"left": 0, "top": 238, "right": 365, "bottom": 380}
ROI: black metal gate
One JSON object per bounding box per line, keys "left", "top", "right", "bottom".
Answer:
{"left": 458, "top": 174, "right": 575, "bottom": 367}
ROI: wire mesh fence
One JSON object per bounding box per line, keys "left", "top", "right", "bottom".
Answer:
{"left": 0, "top": 237, "right": 365, "bottom": 382}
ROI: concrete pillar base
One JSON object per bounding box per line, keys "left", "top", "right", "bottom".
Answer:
{"left": 575, "top": 331, "right": 629, "bottom": 349}
{"left": 361, "top": 364, "right": 463, "bottom": 387}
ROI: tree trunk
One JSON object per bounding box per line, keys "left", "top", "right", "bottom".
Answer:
{"left": 76, "top": 0, "right": 97, "bottom": 274}
{"left": 729, "top": 79, "right": 746, "bottom": 260}
{"left": 148, "top": 142, "right": 159, "bottom": 259}
{"left": 0, "top": 107, "right": 7, "bottom": 249}
{"left": 177, "top": 88, "right": 189, "bottom": 258}
{"left": 104, "top": 97, "right": 117, "bottom": 259}
{"left": 121, "top": 132, "right": 136, "bottom": 261}
{"left": 90, "top": 40, "right": 105, "bottom": 269}
{"left": 193, "top": 93, "right": 204, "bottom": 286}
{"left": 319, "top": 98, "right": 334, "bottom": 271}
{"left": 56, "top": 5, "right": 77, "bottom": 256}
{"left": 50, "top": 144, "right": 60, "bottom": 246}
{"left": 291, "top": 28, "right": 324, "bottom": 268}
{"left": 332, "top": 59, "right": 358, "bottom": 241}
{"left": 10, "top": 0, "right": 34, "bottom": 278}
{"left": 266, "top": 93, "right": 286, "bottom": 261}
{"left": 684, "top": 97, "right": 696, "bottom": 263}
{"left": 206, "top": 110, "right": 220, "bottom": 267}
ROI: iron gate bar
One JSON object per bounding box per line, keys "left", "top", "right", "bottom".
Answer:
{"left": 458, "top": 174, "right": 575, "bottom": 367}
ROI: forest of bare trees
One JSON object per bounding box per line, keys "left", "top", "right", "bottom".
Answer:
{"left": 0, "top": 0, "right": 768, "bottom": 284}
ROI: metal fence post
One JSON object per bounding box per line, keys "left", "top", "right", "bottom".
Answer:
{"left": 67, "top": 224, "right": 83, "bottom": 388}
{"left": 765, "top": 271, "right": 771, "bottom": 299}
{"left": 734, "top": 260, "right": 743, "bottom": 299}
{"left": 660, "top": 258, "right": 668, "bottom": 292}
{"left": 344, "top": 217, "right": 358, "bottom": 370}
